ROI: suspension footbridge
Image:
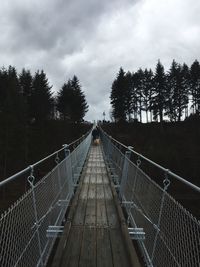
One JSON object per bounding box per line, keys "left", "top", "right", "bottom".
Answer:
{"left": 0, "top": 128, "right": 200, "bottom": 267}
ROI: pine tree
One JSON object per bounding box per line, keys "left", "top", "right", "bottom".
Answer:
{"left": 133, "top": 69, "right": 144, "bottom": 122}
{"left": 70, "top": 76, "right": 88, "bottom": 122}
{"left": 0, "top": 66, "right": 27, "bottom": 177}
{"left": 19, "top": 68, "right": 33, "bottom": 121}
{"left": 30, "top": 70, "right": 54, "bottom": 122}
{"left": 142, "top": 69, "right": 154, "bottom": 122}
{"left": 110, "top": 68, "right": 127, "bottom": 121}
{"left": 190, "top": 60, "right": 200, "bottom": 114}
{"left": 181, "top": 63, "right": 190, "bottom": 118}
{"left": 57, "top": 76, "right": 88, "bottom": 122}
{"left": 165, "top": 60, "right": 189, "bottom": 121}
{"left": 124, "top": 71, "right": 134, "bottom": 121}
{"left": 131, "top": 72, "right": 139, "bottom": 121}
{"left": 57, "top": 81, "right": 73, "bottom": 120}
{"left": 151, "top": 60, "right": 167, "bottom": 122}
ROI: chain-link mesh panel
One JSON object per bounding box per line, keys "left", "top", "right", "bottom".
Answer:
{"left": 0, "top": 133, "right": 91, "bottom": 267}
{"left": 100, "top": 133, "right": 125, "bottom": 184}
{"left": 101, "top": 130, "right": 200, "bottom": 267}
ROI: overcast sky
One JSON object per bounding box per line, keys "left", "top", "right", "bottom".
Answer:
{"left": 0, "top": 0, "right": 200, "bottom": 121}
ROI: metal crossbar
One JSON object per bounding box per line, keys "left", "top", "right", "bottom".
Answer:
{"left": 0, "top": 131, "right": 91, "bottom": 267}
{"left": 101, "top": 129, "right": 200, "bottom": 267}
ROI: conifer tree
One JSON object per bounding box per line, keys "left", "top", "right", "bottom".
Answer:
{"left": 70, "top": 76, "right": 88, "bottom": 122}
{"left": 0, "top": 66, "right": 27, "bottom": 177}
{"left": 142, "top": 69, "right": 154, "bottom": 122}
{"left": 110, "top": 68, "right": 127, "bottom": 121}
{"left": 19, "top": 68, "right": 33, "bottom": 121}
{"left": 130, "top": 72, "right": 139, "bottom": 121}
{"left": 133, "top": 69, "right": 144, "bottom": 122}
{"left": 57, "top": 76, "right": 88, "bottom": 122}
{"left": 124, "top": 71, "right": 134, "bottom": 121}
{"left": 151, "top": 60, "right": 167, "bottom": 122}
{"left": 165, "top": 60, "right": 183, "bottom": 121}
{"left": 181, "top": 63, "right": 190, "bottom": 118}
{"left": 30, "top": 70, "right": 54, "bottom": 122}
{"left": 190, "top": 60, "right": 200, "bottom": 114}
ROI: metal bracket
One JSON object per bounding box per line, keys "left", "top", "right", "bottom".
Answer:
{"left": 111, "top": 174, "right": 119, "bottom": 183}
{"left": 109, "top": 167, "right": 116, "bottom": 174}
{"left": 128, "top": 227, "right": 145, "bottom": 240}
{"left": 73, "top": 174, "right": 80, "bottom": 180}
{"left": 57, "top": 199, "right": 70, "bottom": 206}
{"left": 46, "top": 226, "right": 64, "bottom": 238}
{"left": 121, "top": 201, "right": 134, "bottom": 208}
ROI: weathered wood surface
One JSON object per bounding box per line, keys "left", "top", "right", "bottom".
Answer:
{"left": 51, "top": 145, "right": 141, "bottom": 267}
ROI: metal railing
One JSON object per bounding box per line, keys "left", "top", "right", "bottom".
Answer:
{"left": 0, "top": 131, "right": 91, "bottom": 267}
{"left": 100, "top": 129, "right": 200, "bottom": 267}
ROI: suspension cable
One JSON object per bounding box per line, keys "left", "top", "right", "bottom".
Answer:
{"left": 101, "top": 128, "right": 200, "bottom": 193}
{"left": 0, "top": 129, "right": 92, "bottom": 188}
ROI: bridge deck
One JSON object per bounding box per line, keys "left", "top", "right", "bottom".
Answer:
{"left": 51, "top": 145, "right": 141, "bottom": 267}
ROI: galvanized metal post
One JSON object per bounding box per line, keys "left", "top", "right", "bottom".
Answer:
{"left": 151, "top": 171, "right": 171, "bottom": 263}
{"left": 55, "top": 153, "right": 62, "bottom": 190}
{"left": 63, "top": 144, "right": 74, "bottom": 196}
{"left": 62, "top": 144, "right": 69, "bottom": 158}
{"left": 120, "top": 146, "right": 132, "bottom": 200}
{"left": 27, "top": 166, "right": 44, "bottom": 267}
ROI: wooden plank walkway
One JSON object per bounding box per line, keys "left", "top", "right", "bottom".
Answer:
{"left": 51, "top": 145, "right": 141, "bottom": 267}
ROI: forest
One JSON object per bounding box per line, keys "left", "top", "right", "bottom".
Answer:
{"left": 110, "top": 59, "right": 200, "bottom": 123}
{"left": 0, "top": 61, "right": 200, "bottom": 217}
{"left": 0, "top": 66, "right": 90, "bottom": 180}
{"left": 1, "top": 59, "right": 200, "bottom": 183}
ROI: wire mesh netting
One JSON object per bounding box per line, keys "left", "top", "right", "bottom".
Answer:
{"left": 101, "top": 130, "right": 200, "bottom": 267}
{"left": 0, "top": 133, "right": 91, "bottom": 267}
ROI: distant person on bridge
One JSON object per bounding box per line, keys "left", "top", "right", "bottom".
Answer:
{"left": 92, "top": 127, "right": 100, "bottom": 145}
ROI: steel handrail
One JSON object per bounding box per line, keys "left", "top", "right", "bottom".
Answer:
{"left": 0, "top": 128, "right": 92, "bottom": 188}
{"left": 101, "top": 128, "right": 200, "bottom": 193}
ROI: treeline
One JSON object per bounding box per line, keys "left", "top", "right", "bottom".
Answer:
{"left": 0, "top": 66, "right": 88, "bottom": 123}
{"left": 110, "top": 59, "right": 200, "bottom": 123}
{"left": 0, "top": 66, "right": 89, "bottom": 179}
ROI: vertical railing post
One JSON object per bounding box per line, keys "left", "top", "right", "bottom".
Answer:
{"left": 62, "top": 144, "right": 69, "bottom": 158}
{"left": 63, "top": 144, "right": 74, "bottom": 197}
{"left": 106, "top": 136, "right": 113, "bottom": 166}
{"left": 120, "top": 146, "right": 132, "bottom": 200}
{"left": 27, "top": 166, "right": 44, "bottom": 267}
{"left": 132, "top": 156, "right": 141, "bottom": 194}
{"left": 55, "top": 153, "right": 62, "bottom": 191}
{"left": 151, "top": 170, "right": 170, "bottom": 263}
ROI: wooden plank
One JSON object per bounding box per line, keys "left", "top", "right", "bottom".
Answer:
{"left": 79, "top": 227, "right": 96, "bottom": 267}
{"left": 97, "top": 167, "right": 107, "bottom": 174}
{"left": 106, "top": 200, "right": 119, "bottom": 228}
{"left": 96, "top": 200, "right": 108, "bottom": 227}
{"left": 90, "top": 174, "right": 97, "bottom": 184}
{"left": 73, "top": 200, "right": 87, "bottom": 226}
{"left": 96, "top": 174, "right": 103, "bottom": 184}
{"left": 109, "top": 229, "right": 130, "bottom": 267}
{"left": 79, "top": 183, "right": 89, "bottom": 199}
{"left": 96, "top": 184, "right": 105, "bottom": 199}
{"left": 96, "top": 228, "right": 113, "bottom": 267}
{"left": 104, "top": 184, "right": 113, "bottom": 199}
{"left": 52, "top": 145, "right": 141, "bottom": 267}
{"left": 102, "top": 174, "right": 109, "bottom": 184}
{"left": 51, "top": 222, "right": 71, "bottom": 267}
{"left": 86, "top": 167, "right": 93, "bottom": 174}
{"left": 85, "top": 199, "right": 96, "bottom": 226}
{"left": 60, "top": 226, "right": 83, "bottom": 267}
{"left": 88, "top": 184, "right": 96, "bottom": 199}
{"left": 83, "top": 174, "right": 90, "bottom": 184}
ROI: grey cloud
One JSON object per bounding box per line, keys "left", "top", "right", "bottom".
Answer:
{"left": 0, "top": 0, "right": 200, "bottom": 121}
{"left": 4, "top": 0, "right": 134, "bottom": 54}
